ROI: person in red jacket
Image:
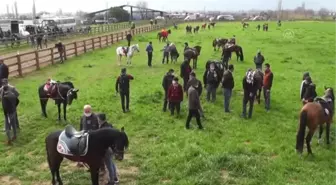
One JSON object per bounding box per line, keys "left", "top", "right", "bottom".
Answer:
{"left": 168, "top": 77, "right": 184, "bottom": 116}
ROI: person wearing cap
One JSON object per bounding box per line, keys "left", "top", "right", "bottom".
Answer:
{"left": 222, "top": 64, "right": 235, "bottom": 113}
{"left": 302, "top": 76, "right": 317, "bottom": 105}
{"left": 263, "top": 63, "right": 274, "bottom": 112}
{"left": 96, "top": 113, "right": 119, "bottom": 185}
{"left": 146, "top": 41, "right": 153, "bottom": 67}
{"left": 55, "top": 40, "right": 65, "bottom": 63}
{"left": 162, "top": 69, "right": 175, "bottom": 112}
{"left": 254, "top": 50, "right": 265, "bottom": 70}
{"left": 186, "top": 79, "right": 204, "bottom": 130}
{"left": 300, "top": 72, "right": 310, "bottom": 100}
{"left": 0, "top": 59, "right": 9, "bottom": 87}
{"left": 167, "top": 77, "right": 183, "bottom": 116}
{"left": 115, "top": 68, "right": 134, "bottom": 113}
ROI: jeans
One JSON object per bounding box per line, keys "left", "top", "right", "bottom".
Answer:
{"left": 4, "top": 111, "right": 17, "bottom": 141}
{"left": 223, "top": 88, "right": 232, "bottom": 112}
{"left": 186, "top": 109, "right": 203, "bottom": 129}
{"left": 242, "top": 95, "right": 255, "bottom": 118}
{"left": 147, "top": 52, "right": 153, "bottom": 67}
{"left": 169, "top": 102, "right": 181, "bottom": 115}
{"left": 120, "top": 91, "right": 130, "bottom": 112}
{"left": 263, "top": 87, "right": 271, "bottom": 111}
{"left": 206, "top": 84, "right": 217, "bottom": 102}
{"left": 104, "top": 151, "right": 117, "bottom": 183}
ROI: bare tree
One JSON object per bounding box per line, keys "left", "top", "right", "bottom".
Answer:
{"left": 136, "top": 1, "right": 148, "bottom": 19}
{"left": 318, "top": 8, "right": 329, "bottom": 19}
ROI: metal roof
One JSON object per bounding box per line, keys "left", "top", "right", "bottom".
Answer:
{"left": 86, "top": 4, "right": 167, "bottom": 16}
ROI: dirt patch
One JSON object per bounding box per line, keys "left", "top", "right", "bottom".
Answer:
{"left": 26, "top": 151, "right": 34, "bottom": 159}
{"left": 30, "top": 181, "right": 50, "bottom": 185}
{"left": 118, "top": 166, "right": 139, "bottom": 176}
{"left": 270, "top": 154, "right": 278, "bottom": 160}
{"left": 0, "top": 176, "right": 21, "bottom": 185}
{"left": 124, "top": 153, "right": 133, "bottom": 160}
{"left": 161, "top": 179, "right": 172, "bottom": 184}
{"left": 244, "top": 140, "right": 251, "bottom": 145}
{"left": 220, "top": 169, "right": 230, "bottom": 182}
{"left": 38, "top": 162, "right": 49, "bottom": 170}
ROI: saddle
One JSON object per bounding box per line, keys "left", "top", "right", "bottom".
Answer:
{"left": 57, "top": 125, "right": 89, "bottom": 156}
{"left": 315, "top": 97, "right": 333, "bottom": 117}
{"left": 44, "top": 83, "right": 58, "bottom": 97}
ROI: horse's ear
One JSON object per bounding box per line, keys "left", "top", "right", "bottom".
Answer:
{"left": 73, "top": 89, "right": 79, "bottom": 92}
{"left": 121, "top": 126, "right": 125, "bottom": 132}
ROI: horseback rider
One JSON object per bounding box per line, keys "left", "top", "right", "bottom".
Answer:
{"left": 229, "top": 35, "right": 236, "bottom": 45}
{"left": 302, "top": 76, "right": 317, "bottom": 105}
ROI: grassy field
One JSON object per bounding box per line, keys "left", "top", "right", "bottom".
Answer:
{"left": 0, "top": 21, "right": 335, "bottom": 185}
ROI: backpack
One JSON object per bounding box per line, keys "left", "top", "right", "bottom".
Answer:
{"left": 246, "top": 71, "right": 255, "bottom": 84}
{"left": 119, "top": 74, "right": 129, "bottom": 89}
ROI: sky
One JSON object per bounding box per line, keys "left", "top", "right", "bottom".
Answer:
{"left": 0, "top": 0, "right": 335, "bottom": 14}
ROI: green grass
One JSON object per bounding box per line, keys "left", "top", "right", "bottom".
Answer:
{"left": 0, "top": 21, "right": 335, "bottom": 185}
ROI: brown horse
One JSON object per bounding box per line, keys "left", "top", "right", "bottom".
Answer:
{"left": 296, "top": 87, "right": 334, "bottom": 155}
{"left": 184, "top": 46, "right": 202, "bottom": 69}
{"left": 254, "top": 69, "right": 264, "bottom": 104}
{"left": 157, "top": 30, "right": 170, "bottom": 42}
{"left": 212, "top": 38, "right": 228, "bottom": 51}
{"left": 201, "top": 23, "right": 207, "bottom": 30}
{"left": 226, "top": 45, "right": 244, "bottom": 61}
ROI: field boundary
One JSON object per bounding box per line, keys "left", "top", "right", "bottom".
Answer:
{"left": 2, "top": 22, "right": 175, "bottom": 78}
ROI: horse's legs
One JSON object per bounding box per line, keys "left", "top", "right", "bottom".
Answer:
{"left": 326, "top": 122, "right": 331, "bottom": 144}
{"left": 57, "top": 103, "right": 61, "bottom": 121}
{"left": 257, "top": 88, "right": 261, "bottom": 104}
{"left": 306, "top": 130, "right": 314, "bottom": 155}
{"left": 47, "top": 145, "right": 64, "bottom": 185}
{"left": 89, "top": 166, "right": 100, "bottom": 185}
{"left": 63, "top": 102, "right": 67, "bottom": 121}
{"left": 318, "top": 125, "right": 324, "bottom": 144}
{"left": 40, "top": 99, "right": 48, "bottom": 117}
{"left": 236, "top": 52, "right": 239, "bottom": 61}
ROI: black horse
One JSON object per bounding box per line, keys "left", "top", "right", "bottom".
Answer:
{"left": 184, "top": 46, "right": 202, "bottom": 69}
{"left": 46, "top": 125, "right": 129, "bottom": 185}
{"left": 210, "top": 22, "right": 216, "bottom": 28}
{"left": 205, "top": 60, "right": 224, "bottom": 88}
{"left": 226, "top": 45, "right": 244, "bottom": 61}
{"left": 193, "top": 26, "right": 200, "bottom": 33}
{"left": 38, "top": 81, "right": 79, "bottom": 121}
{"left": 186, "top": 25, "right": 192, "bottom": 34}
{"left": 212, "top": 38, "right": 228, "bottom": 51}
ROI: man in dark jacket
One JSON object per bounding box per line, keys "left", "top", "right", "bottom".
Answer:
{"left": 254, "top": 50, "right": 265, "bottom": 70}
{"left": 0, "top": 79, "right": 20, "bottom": 130}
{"left": 186, "top": 80, "right": 204, "bottom": 130}
{"left": 222, "top": 64, "right": 234, "bottom": 113}
{"left": 55, "top": 40, "right": 65, "bottom": 63}
{"left": 146, "top": 41, "right": 153, "bottom": 67}
{"left": 203, "top": 63, "right": 218, "bottom": 102}
{"left": 2, "top": 85, "right": 19, "bottom": 145}
{"left": 97, "top": 113, "right": 119, "bottom": 185}
{"left": 115, "top": 68, "right": 134, "bottom": 113}
{"left": 0, "top": 58, "right": 9, "bottom": 87}
{"left": 302, "top": 76, "right": 317, "bottom": 105}
{"left": 241, "top": 69, "right": 258, "bottom": 119}
{"left": 79, "top": 104, "right": 99, "bottom": 131}
{"left": 126, "top": 33, "right": 132, "bottom": 47}
{"left": 162, "top": 69, "right": 175, "bottom": 112}
{"left": 221, "top": 43, "right": 231, "bottom": 70}
{"left": 180, "top": 59, "right": 192, "bottom": 91}
{"left": 187, "top": 72, "right": 202, "bottom": 96}
{"left": 300, "top": 72, "right": 310, "bottom": 100}
{"left": 263, "top": 63, "right": 274, "bottom": 112}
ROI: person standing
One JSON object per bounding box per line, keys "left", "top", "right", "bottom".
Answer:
{"left": 79, "top": 105, "right": 99, "bottom": 132}
{"left": 263, "top": 63, "right": 274, "bottom": 112}
{"left": 180, "top": 59, "right": 192, "bottom": 92}
{"left": 0, "top": 79, "right": 20, "bottom": 130}
{"left": 187, "top": 72, "right": 203, "bottom": 96}
{"left": 254, "top": 50, "right": 265, "bottom": 70}
{"left": 126, "top": 32, "right": 132, "bottom": 47}
{"left": 55, "top": 40, "right": 65, "bottom": 63}
{"left": 97, "top": 113, "right": 119, "bottom": 185}
{"left": 146, "top": 41, "right": 153, "bottom": 67}
{"left": 221, "top": 43, "right": 231, "bottom": 70}
{"left": 115, "top": 68, "right": 134, "bottom": 113}
{"left": 203, "top": 63, "right": 218, "bottom": 102}
{"left": 186, "top": 80, "right": 204, "bottom": 130}
{"left": 300, "top": 72, "right": 310, "bottom": 100}
{"left": 167, "top": 77, "right": 183, "bottom": 116}
{"left": 0, "top": 58, "right": 9, "bottom": 87}
{"left": 241, "top": 69, "right": 258, "bottom": 119}
{"left": 161, "top": 43, "right": 170, "bottom": 64}
{"left": 222, "top": 64, "right": 234, "bottom": 113}
{"left": 162, "top": 69, "right": 175, "bottom": 112}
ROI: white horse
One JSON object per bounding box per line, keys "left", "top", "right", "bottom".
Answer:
{"left": 116, "top": 44, "right": 140, "bottom": 65}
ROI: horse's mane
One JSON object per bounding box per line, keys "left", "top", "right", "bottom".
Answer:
{"left": 90, "top": 128, "right": 129, "bottom": 149}
{"left": 61, "top": 81, "right": 74, "bottom": 89}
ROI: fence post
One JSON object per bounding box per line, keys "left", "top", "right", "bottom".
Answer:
{"left": 16, "top": 54, "right": 22, "bottom": 77}
{"left": 111, "top": 34, "right": 114, "bottom": 43}
{"left": 84, "top": 40, "right": 87, "bottom": 53}
{"left": 99, "top": 37, "right": 102, "bottom": 48}
{"left": 64, "top": 45, "right": 67, "bottom": 61}
{"left": 121, "top": 32, "right": 124, "bottom": 40}
{"left": 35, "top": 51, "right": 40, "bottom": 70}
{"left": 92, "top": 38, "right": 95, "bottom": 50}
{"left": 50, "top": 48, "right": 54, "bottom": 64}
{"left": 116, "top": 33, "right": 119, "bottom": 42}
{"left": 106, "top": 35, "right": 109, "bottom": 45}
{"left": 74, "top": 42, "right": 78, "bottom": 56}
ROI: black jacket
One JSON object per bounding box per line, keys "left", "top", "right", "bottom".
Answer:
{"left": 242, "top": 76, "right": 258, "bottom": 98}
{"left": 126, "top": 34, "right": 132, "bottom": 41}
{"left": 254, "top": 54, "right": 265, "bottom": 69}
{"left": 162, "top": 73, "right": 174, "bottom": 91}
{"left": 116, "top": 74, "right": 134, "bottom": 93}
{"left": 303, "top": 83, "right": 317, "bottom": 102}
{"left": 80, "top": 113, "right": 99, "bottom": 131}
{"left": 222, "top": 70, "right": 234, "bottom": 89}
{"left": 180, "top": 62, "right": 192, "bottom": 79}
{"left": 0, "top": 63, "right": 9, "bottom": 79}
{"left": 203, "top": 70, "right": 218, "bottom": 86}
{"left": 186, "top": 78, "right": 203, "bottom": 96}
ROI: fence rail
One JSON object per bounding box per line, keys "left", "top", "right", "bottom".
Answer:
{"left": 2, "top": 22, "right": 174, "bottom": 78}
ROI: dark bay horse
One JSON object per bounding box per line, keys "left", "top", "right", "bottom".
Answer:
{"left": 38, "top": 81, "right": 79, "bottom": 121}
{"left": 254, "top": 69, "right": 264, "bottom": 104}
{"left": 184, "top": 46, "right": 202, "bottom": 69}
{"left": 212, "top": 38, "right": 228, "bottom": 51}
{"left": 227, "top": 45, "right": 244, "bottom": 61}
{"left": 193, "top": 26, "right": 200, "bottom": 33}
{"left": 186, "top": 25, "right": 192, "bottom": 34}
{"left": 296, "top": 87, "right": 334, "bottom": 155}
{"left": 210, "top": 22, "right": 216, "bottom": 28}
{"left": 46, "top": 125, "right": 129, "bottom": 185}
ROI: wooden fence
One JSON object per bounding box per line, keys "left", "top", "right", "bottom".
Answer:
{"left": 2, "top": 23, "right": 170, "bottom": 78}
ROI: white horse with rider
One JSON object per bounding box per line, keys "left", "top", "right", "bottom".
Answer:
{"left": 116, "top": 44, "right": 140, "bottom": 66}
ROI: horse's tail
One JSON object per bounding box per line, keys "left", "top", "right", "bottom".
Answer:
{"left": 239, "top": 47, "right": 244, "bottom": 61}
{"left": 296, "top": 110, "right": 308, "bottom": 153}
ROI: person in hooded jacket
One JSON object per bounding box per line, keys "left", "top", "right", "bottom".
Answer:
{"left": 162, "top": 69, "right": 175, "bottom": 112}
{"left": 302, "top": 76, "right": 317, "bottom": 105}
{"left": 167, "top": 77, "right": 183, "bottom": 116}
{"left": 241, "top": 69, "right": 258, "bottom": 119}
{"left": 300, "top": 72, "right": 310, "bottom": 100}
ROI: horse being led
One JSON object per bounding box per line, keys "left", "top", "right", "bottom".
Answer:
{"left": 46, "top": 125, "right": 129, "bottom": 185}
{"left": 116, "top": 44, "right": 140, "bottom": 66}
{"left": 212, "top": 38, "right": 228, "bottom": 51}
{"left": 184, "top": 46, "right": 202, "bottom": 69}
{"left": 296, "top": 87, "right": 334, "bottom": 155}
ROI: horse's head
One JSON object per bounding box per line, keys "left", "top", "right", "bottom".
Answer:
{"left": 66, "top": 88, "right": 79, "bottom": 105}
{"left": 194, "top": 46, "right": 202, "bottom": 55}
{"left": 132, "top": 44, "right": 140, "bottom": 53}
{"left": 113, "top": 127, "right": 129, "bottom": 161}
{"left": 324, "top": 86, "right": 335, "bottom": 103}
